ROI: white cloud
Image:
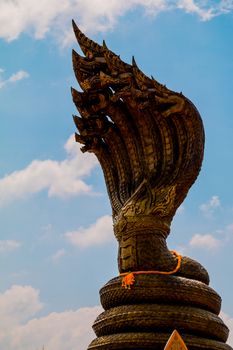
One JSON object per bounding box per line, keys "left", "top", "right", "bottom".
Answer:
{"left": 0, "top": 0, "right": 69, "bottom": 41}
{"left": 0, "top": 69, "right": 29, "bottom": 89}
{"left": 221, "top": 311, "right": 233, "bottom": 347}
{"left": 0, "top": 240, "right": 21, "bottom": 253}
{"left": 8, "top": 70, "right": 29, "bottom": 82}
{"left": 0, "top": 285, "right": 43, "bottom": 335}
{"left": 65, "top": 215, "right": 113, "bottom": 248}
{"left": 8, "top": 307, "right": 101, "bottom": 350}
{"left": 0, "top": 135, "right": 98, "bottom": 207}
{"left": 189, "top": 233, "right": 222, "bottom": 251}
{"left": 177, "top": 0, "right": 215, "bottom": 20}
{"left": 0, "top": 284, "right": 101, "bottom": 350}
{"left": 0, "top": 0, "right": 232, "bottom": 46}
{"left": 199, "top": 195, "right": 221, "bottom": 218}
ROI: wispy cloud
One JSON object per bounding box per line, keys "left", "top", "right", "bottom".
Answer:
{"left": 0, "top": 135, "right": 98, "bottom": 207}
{"left": 0, "top": 240, "right": 21, "bottom": 254}
{"left": 188, "top": 220, "right": 233, "bottom": 252}
{"left": 189, "top": 233, "right": 222, "bottom": 251}
{"left": 0, "top": 284, "right": 101, "bottom": 350}
{"left": 0, "top": 69, "right": 29, "bottom": 89}
{"left": 51, "top": 249, "right": 66, "bottom": 263}
{"left": 65, "top": 215, "right": 113, "bottom": 248}
{"left": 0, "top": 0, "right": 232, "bottom": 46}
{"left": 177, "top": 0, "right": 215, "bottom": 20}
{"left": 199, "top": 195, "right": 221, "bottom": 218}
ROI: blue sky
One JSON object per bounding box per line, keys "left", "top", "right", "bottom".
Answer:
{"left": 0, "top": 0, "right": 233, "bottom": 349}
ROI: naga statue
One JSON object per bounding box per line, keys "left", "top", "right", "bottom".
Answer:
{"left": 71, "top": 20, "right": 232, "bottom": 350}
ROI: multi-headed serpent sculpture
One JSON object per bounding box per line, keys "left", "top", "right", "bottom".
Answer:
{"left": 71, "top": 21, "right": 232, "bottom": 350}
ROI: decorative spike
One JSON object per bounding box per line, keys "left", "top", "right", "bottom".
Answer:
{"left": 71, "top": 87, "right": 91, "bottom": 105}
{"left": 72, "top": 20, "right": 87, "bottom": 46}
{"left": 74, "top": 132, "right": 85, "bottom": 144}
{"left": 70, "top": 86, "right": 77, "bottom": 98}
{"left": 71, "top": 87, "right": 82, "bottom": 102}
{"left": 72, "top": 20, "right": 86, "bottom": 53}
{"left": 150, "top": 75, "right": 168, "bottom": 93}
{"left": 72, "top": 51, "right": 88, "bottom": 89}
{"left": 72, "top": 50, "right": 84, "bottom": 76}
{"left": 132, "top": 63, "right": 156, "bottom": 90}
{"left": 73, "top": 115, "right": 84, "bottom": 131}
{"left": 132, "top": 55, "right": 138, "bottom": 67}
{"left": 72, "top": 19, "right": 77, "bottom": 29}
{"left": 72, "top": 19, "right": 103, "bottom": 57}
{"left": 72, "top": 49, "right": 94, "bottom": 76}
{"left": 72, "top": 48, "right": 82, "bottom": 62}
{"left": 102, "top": 40, "right": 108, "bottom": 50}
{"left": 104, "top": 48, "right": 132, "bottom": 74}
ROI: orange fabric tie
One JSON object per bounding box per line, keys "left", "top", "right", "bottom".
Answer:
{"left": 120, "top": 250, "right": 182, "bottom": 289}
{"left": 121, "top": 272, "right": 135, "bottom": 289}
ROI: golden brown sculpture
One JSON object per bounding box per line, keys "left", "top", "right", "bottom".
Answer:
{"left": 71, "top": 20, "right": 232, "bottom": 350}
